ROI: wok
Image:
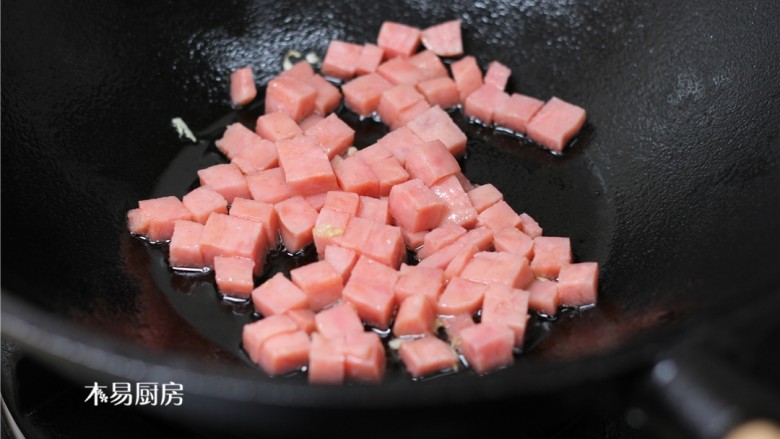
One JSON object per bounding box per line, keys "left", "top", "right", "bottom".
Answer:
{"left": 2, "top": 0, "right": 779, "bottom": 437}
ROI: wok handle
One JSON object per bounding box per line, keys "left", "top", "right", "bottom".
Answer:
{"left": 630, "top": 347, "right": 780, "bottom": 439}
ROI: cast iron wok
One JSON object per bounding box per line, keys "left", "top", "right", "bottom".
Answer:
{"left": 2, "top": 0, "right": 779, "bottom": 436}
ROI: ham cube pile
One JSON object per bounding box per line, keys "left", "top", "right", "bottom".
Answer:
{"left": 128, "top": 19, "right": 597, "bottom": 384}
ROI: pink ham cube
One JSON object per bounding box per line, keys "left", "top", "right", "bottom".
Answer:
{"left": 408, "top": 50, "right": 449, "bottom": 81}
{"left": 321, "top": 40, "right": 363, "bottom": 80}
{"left": 458, "top": 323, "right": 515, "bottom": 374}
{"left": 199, "top": 213, "right": 267, "bottom": 274}
{"left": 215, "top": 123, "right": 262, "bottom": 160}
{"left": 342, "top": 256, "right": 399, "bottom": 329}
{"left": 276, "top": 135, "right": 338, "bottom": 196}
{"left": 464, "top": 84, "right": 510, "bottom": 125}
{"left": 437, "top": 277, "right": 488, "bottom": 316}
{"left": 307, "top": 74, "right": 343, "bottom": 116}
{"left": 313, "top": 207, "right": 350, "bottom": 256}
{"left": 377, "top": 21, "right": 421, "bottom": 58}
{"left": 362, "top": 222, "right": 405, "bottom": 269}
{"left": 455, "top": 172, "right": 475, "bottom": 192}
{"left": 416, "top": 77, "right": 460, "bottom": 109}
{"left": 323, "top": 191, "right": 360, "bottom": 215}
{"left": 418, "top": 224, "right": 467, "bottom": 259}
{"left": 406, "top": 106, "right": 468, "bottom": 156}
{"left": 229, "top": 198, "right": 278, "bottom": 246}
{"left": 332, "top": 154, "right": 380, "bottom": 197}
{"left": 355, "top": 43, "right": 385, "bottom": 76}
{"left": 477, "top": 200, "right": 522, "bottom": 233}
{"left": 421, "top": 19, "right": 463, "bottom": 57}
{"left": 376, "top": 85, "right": 426, "bottom": 129}
{"left": 255, "top": 330, "right": 311, "bottom": 376}
{"left": 460, "top": 251, "right": 535, "bottom": 289}
{"left": 430, "top": 174, "right": 478, "bottom": 228}
{"left": 242, "top": 314, "right": 299, "bottom": 364}
{"left": 332, "top": 216, "right": 374, "bottom": 255}
{"left": 280, "top": 60, "right": 315, "bottom": 81}
{"left": 494, "top": 94, "right": 544, "bottom": 135}
{"left": 527, "top": 278, "right": 560, "bottom": 315}
{"left": 303, "top": 113, "right": 354, "bottom": 159}
{"left": 393, "top": 294, "right": 436, "bottom": 337}
{"left": 197, "top": 163, "right": 250, "bottom": 204}
{"left": 526, "top": 97, "right": 587, "bottom": 154}
{"left": 307, "top": 193, "right": 331, "bottom": 212}
{"left": 376, "top": 57, "right": 426, "bottom": 86}
{"left": 308, "top": 333, "right": 345, "bottom": 385}
{"left": 530, "top": 236, "right": 572, "bottom": 279}
{"left": 519, "top": 212, "right": 543, "bottom": 238}
{"left": 481, "top": 283, "right": 530, "bottom": 347}
{"left": 484, "top": 61, "right": 511, "bottom": 90}
{"left": 290, "top": 260, "right": 343, "bottom": 311}
{"left": 391, "top": 100, "right": 431, "bottom": 130}
{"left": 286, "top": 308, "right": 317, "bottom": 334}
{"left": 467, "top": 184, "right": 504, "bottom": 213}
{"left": 493, "top": 227, "right": 535, "bottom": 260}
{"left": 418, "top": 227, "right": 493, "bottom": 270}
{"left": 443, "top": 244, "right": 479, "bottom": 281}
{"left": 136, "top": 196, "right": 193, "bottom": 242}
{"left": 369, "top": 157, "right": 410, "bottom": 197}
{"left": 557, "top": 262, "right": 598, "bottom": 307}
{"left": 440, "top": 313, "right": 475, "bottom": 347}
{"left": 230, "top": 67, "right": 256, "bottom": 107}
{"left": 401, "top": 227, "right": 428, "bottom": 250}
{"left": 214, "top": 255, "right": 255, "bottom": 298}
{"left": 375, "top": 126, "right": 424, "bottom": 165}
{"left": 231, "top": 137, "right": 278, "bottom": 175}
{"left": 341, "top": 73, "right": 393, "bottom": 116}
{"left": 275, "top": 196, "right": 319, "bottom": 253}
{"left": 356, "top": 196, "right": 391, "bottom": 225}
{"left": 355, "top": 143, "right": 393, "bottom": 164}
{"left": 255, "top": 111, "right": 303, "bottom": 142}
{"left": 323, "top": 245, "right": 358, "bottom": 283}
{"left": 252, "top": 272, "right": 309, "bottom": 316}
{"left": 399, "top": 336, "right": 458, "bottom": 378}
{"left": 168, "top": 220, "right": 205, "bottom": 270}
{"left": 246, "top": 168, "right": 292, "bottom": 204}
{"left": 342, "top": 332, "right": 386, "bottom": 383}
{"left": 394, "top": 264, "right": 445, "bottom": 305}
{"left": 404, "top": 140, "right": 461, "bottom": 186}
{"left": 450, "top": 56, "right": 483, "bottom": 103}
{"left": 182, "top": 186, "right": 228, "bottom": 224}
{"left": 265, "top": 75, "right": 317, "bottom": 123}
{"left": 314, "top": 302, "right": 364, "bottom": 339}
{"left": 388, "top": 179, "right": 445, "bottom": 232}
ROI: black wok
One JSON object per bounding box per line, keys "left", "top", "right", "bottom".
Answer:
{"left": 2, "top": 0, "right": 779, "bottom": 437}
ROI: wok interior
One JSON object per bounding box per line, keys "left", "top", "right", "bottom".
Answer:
{"left": 3, "top": 0, "right": 778, "bottom": 396}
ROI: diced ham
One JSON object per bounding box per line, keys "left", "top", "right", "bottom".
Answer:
{"left": 341, "top": 73, "right": 393, "bottom": 116}
{"left": 401, "top": 227, "right": 428, "bottom": 250}
{"left": 526, "top": 97, "right": 587, "bottom": 154}
{"left": 197, "top": 163, "right": 250, "bottom": 204}
{"left": 332, "top": 216, "right": 374, "bottom": 255}
{"left": 252, "top": 272, "right": 309, "bottom": 316}
{"left": 303, "top": 113, "right": 354, "bottom": 159}
{"left": 276, "top": 135, "right": 338, "bottom": 196}
{"left": 450, "top": 56, "right": 483, "bottom": 103}
{"left": 494, "top": 94, "right": 544, "bottom": 135}
{"left": 321, "top": 40, "right": 363, "bottom": 80}
{"left": 323, "top": 245, "right": 359, "bottom": 283}
{"left": 135, "top": 196, "right": 193, "bottom": 242}
{"left": 342, "top": 256, "right": 399, "bottom": 329}
{"left": 355, "top": 143, "right": 393, "bottom": 165}
{"left": 376, "top": 57, "right": 426, "bottom": 86}
{"left": 394, "top": 264, "right": 445, "bottom": 305}
{"left": 530, "top": 236, "right": 572, "bottom": 279}
{"left": 376, "top": 85, "right": 426, "bottom": 128}
{"left": 356, "top": 196, "right": 391, "bottom": 225}
{"left": 265, "top": 76, "right": 317, "bottom": 123}
{"left": 440, "top": 313, "right": 475, "bottom": 347}
{"left": 527, "top": 278, "right": 560, "bottom": 315}
{"left": 315, "top": 302, "right": 365, "bottom": 339}
{"left": 255, "top": 111, "right": 303, "bottom": 142}
{"left": 519, "top": 212, "right": 543, "bottom": 238}
{"left": 323, "top": 191, "right": 360, "bottom": 215}
{"left": 375, "top": 126, "right": 424, "bottom": 165}
{"left": 286, "top": 308, "right": 317, "bottom": 334}
{"left": 477, "top": 200, "right": 522, "bottom": 233}
{"left": 406, "top": 105, "right": 468, "bottom": 156}
{"left": 484, "top": 61, "right": 511, "bottom": 90}
{"left": 332, "top": 155, "right": 380, "bottom": 197}
{"left": 443, "top": 244, "right": 479, "bottom": 281}
{"left": 418, "top": 227, "right": 493, "bottom": 269}
{"left": 213, "top": 255, "right": 255, "bottom": 298}
{"left": 299, "top": 114, "right": 325, "bottom": 131}
{"left": 215, "top": 123, "right": 262, "bottom": 160}
{"left": 493, "top": 227, "right": 534, "bottom": 260}
{"left": 199, "top": 213, "right": 267, "bottom": 274}
{"left": 437, "top": 277, "right": 488, "bottom": 316}
{"left": 362, "top": 222, "right": 405, "bottom": 269}
{"left": 460, "top": 251, "right": 534, "bottom": 289}
{"left": 393, "top": 294, "right": 436, "bottom": 337}
{"left": 430, "top": 174, "right": 478, "bottom": 228}
{"left": 467, "top": 184, "right": 503, "bottom": 213}
{"left": 307, "top": 74, "right": 343, "bottom": 116}
{"left": 416, "top": 77, "right": 460, "bottom": 109}
{"left": 388, "top": 179, "right": 445, "bottom": 232}
{"left": 246, "top": 167, "right": 292, "bottom": 204}
{"left": 454, "top": 172, "right": 476, "bottom": 192}
{"left": 377, "top": 21, "right": 422, "bottom": 58}
{"left": 557, "top": 262, "right": 598, "bottom": 307}
{"left": 230, "top": 67, "right": 256, "bottom": 107}
{"left": 480, "top": 283, "right": 530, "bottom": 347}
{"left": 308, "top": 332, "right": 345, "bottom": 384}
{"left": 408, "top": 50, "right": 449, "bottom": 81}
{"left": 255, "top": 330, "right": 311, "bottom": 376}
{"left": 355, "top": 43, "right": 385, "bottom": 76}
{"left": 421, "top": 19, "right": 463, "bottom": 57}
{"left": 418, "top": 224, "right": 467, "bottom": 259}
{"left": 182, "top": 186, "right": 228, "bottom": 224}
{"left": 342, "top": 332, "right": 386, "bottom": 382}
{"left": 304, "top": 192, "right": 328, "bottom": 212}
{"left": 463, "top": 84, "right": 509, "bottom": 125}
{"left": 458, "top": 323, "right": 514, "bottom": 374}
{"left": 242, "top": 314, "right": 299, "bottom": 363}
{"left": 290, "top": 260, "right": 343, "bottom": 311}
{"left": 399, "top": 336, "right": 458, "bottom": 378}
{"left": 168, "top": 220, "right": 206, "bottom": 269}
{"left": 404, "top": 140, "right": 461, "bottom": 186}
{"left": 275, "top": 196, "right": 319, "bottom": 253}
{"left": 280, "top": 60, "right": 315, "bottom": 81}
{"left": 392, "top": 100, "right": 431, "bottom": 130}
{"left": 231, "top": 137, "right": 278, "bottom": 175}
{"left": 368, "top": 157, "right": 410, "bottom": 196}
